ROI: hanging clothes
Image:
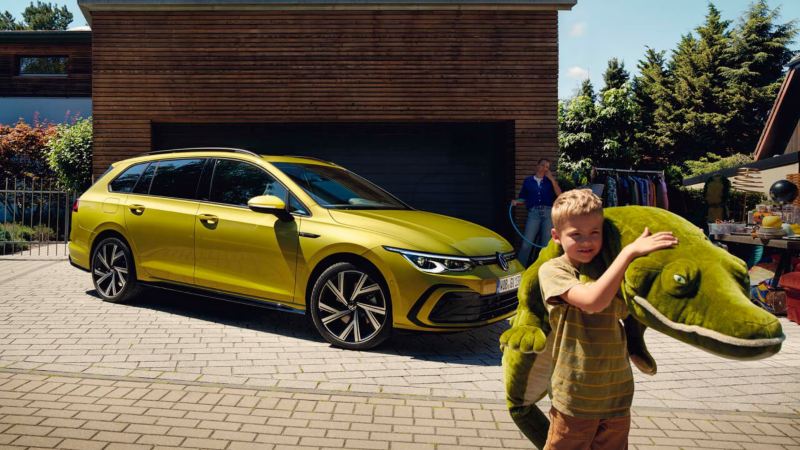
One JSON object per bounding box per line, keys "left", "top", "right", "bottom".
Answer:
{"left": 591, "top": 168, "right": 668, "bottom": 210}
{"left": 606, "top": 176, "right": 618, "bottom": 207}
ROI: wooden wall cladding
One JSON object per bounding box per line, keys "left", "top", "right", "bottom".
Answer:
{"left": 90, "top": 9, "right": 559, "bottom": 190}
{"left": 0, "top": 43, "right": 91, "bottom": 98}
{"left": 788, "top": 122, "right": 800, "bottom": 155}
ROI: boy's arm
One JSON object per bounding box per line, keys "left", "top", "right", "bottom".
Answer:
{"left": 561, "top": 227, "right": 678, "bottom": 313}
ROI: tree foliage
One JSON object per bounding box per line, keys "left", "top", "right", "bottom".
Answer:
{"left": 559, "top": 1, "right": 798, "bottom": 184}
{"left": 47, "top": 117, "right": 93, "bottom": 192}
{"left": 0, "top": 120, "right": 57, "bottom": 179}
{"left": 1, "top": 1, "right": 73, "bottom": 31}
{"left": 559, "top": 59, "right": 639, "bottom": 168}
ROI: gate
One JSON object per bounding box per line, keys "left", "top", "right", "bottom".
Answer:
{"left": 0, "top": 177, "right": 76, "bottom": 259}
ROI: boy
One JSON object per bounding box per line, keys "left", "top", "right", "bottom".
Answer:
{"left": 539, "top": 189, "right": 677, "bottom": 449}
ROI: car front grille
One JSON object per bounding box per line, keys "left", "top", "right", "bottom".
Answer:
{"left": 429, "top": 290, "right": 518, "bottom": 324}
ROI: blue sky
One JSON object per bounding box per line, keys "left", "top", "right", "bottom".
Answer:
{"left": 5, "top": 0, "right": 800, "bottom": 99}
{"left": 559, "top": 0, "right": 800, "bottom": 99}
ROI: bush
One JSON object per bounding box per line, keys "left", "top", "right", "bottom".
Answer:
{"left": 684, "top": 153, "right": 753, "bottom": 178}
{"left": 31, "top": 224, "right": 56, "bottom": 241}
{"left": 0, "top": 223, "right": 35, "bottom": 255}
{"left": 47, "top": 117, "right": 92, "bottom": 193}
{"left": 670, "top": 186, "right": 766, "bottom": 227}
{"left": 0, "top": 119, "right": 57, "bottom": 178}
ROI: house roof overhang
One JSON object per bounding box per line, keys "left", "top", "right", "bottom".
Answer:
{"left": 78, "top": 0, "right": 576, "bottom": 24}
{"left": 753, "top": 56, "right": 800, "bottom": 161}
{"left": 0, "top": 30, "right": 92, "bottom": 44}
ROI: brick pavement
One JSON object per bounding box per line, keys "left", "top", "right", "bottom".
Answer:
{"left": 1, "top": 259, "right": 799, "bottom": 449}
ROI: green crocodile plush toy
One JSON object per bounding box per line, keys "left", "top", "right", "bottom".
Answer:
{"left": 500, "top": 206, "right": 785, "bottom": 448}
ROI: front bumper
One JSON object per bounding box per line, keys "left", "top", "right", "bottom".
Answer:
{"left": 407, "top": 286, "right": 519, "bottom": 328}
{"left": 369, "top": 247, "right": 522, "bottom": 330}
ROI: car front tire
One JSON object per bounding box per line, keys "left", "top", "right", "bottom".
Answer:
{"left": 310, "top": 262, "right": 392, "bottom": 350}
{"left": 91, "top": 237, "right": 140, "bottom": 304}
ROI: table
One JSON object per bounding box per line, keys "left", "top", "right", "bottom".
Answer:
{"left": 713, "top": 233, "right": 800, "bottom": 286}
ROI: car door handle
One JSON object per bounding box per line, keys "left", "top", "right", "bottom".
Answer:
{"left": 198, "top": 214, "right": 219, "bottom": 225}
{"left": 129, "top": 204, "right": 145, "bottom": 215}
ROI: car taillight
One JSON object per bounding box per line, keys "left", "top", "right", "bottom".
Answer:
{"left": 72, "top": 199, "right": 79, "bottom": 212}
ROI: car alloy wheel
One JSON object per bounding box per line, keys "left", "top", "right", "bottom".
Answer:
{"left": 91, "top": 237, "right": 139, "bottom": 303}
{"left": 311, "top": 263, "right": 391, "bottom": 349}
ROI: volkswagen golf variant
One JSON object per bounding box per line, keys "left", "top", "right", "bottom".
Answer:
{"left": 69, "top": 148, "right": 523, "bottom": 349}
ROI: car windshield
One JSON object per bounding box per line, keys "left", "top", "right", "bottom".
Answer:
{"left": 271, "top": 162, "right": 409, "bottom": 210}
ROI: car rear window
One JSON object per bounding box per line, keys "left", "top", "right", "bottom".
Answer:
{"left": 132, "top": 163, "right": 156, "bottom": 195}
{"left": 108, "top": 162, "right": 148, "bottom": 193}
{"left": 148, "top": 159, "right": 205, "bottom": 200}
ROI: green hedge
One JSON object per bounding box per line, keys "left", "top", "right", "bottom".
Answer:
{"left": 0, "top": 223, "right": 55, "bottom": 255}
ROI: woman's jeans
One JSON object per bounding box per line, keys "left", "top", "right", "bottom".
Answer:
{"left": 517, "top": 206, "right": 552, "bottom": 267}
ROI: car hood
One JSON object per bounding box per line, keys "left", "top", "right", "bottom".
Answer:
{"left": 329, "top": 209, "right": 513, "bottom": 256}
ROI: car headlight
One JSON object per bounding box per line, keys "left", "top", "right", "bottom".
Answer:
{"left": 383, "top": 246, "right": 473, "bottom": 274}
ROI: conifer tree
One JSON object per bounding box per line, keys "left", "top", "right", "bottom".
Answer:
{"left": 1, "top": 2, "right": 73, "bottom": 31}
{"left": 601, "top": 58, "right": 629, "bottom": 94}
{"left": 722, "top": 0, "right": 797, "bottom": 153}
{"left": 22, "top": 1, "right": 73, "bottom": 30}
{"left": 0, "top": 11, "right": 23, "bottom": 30}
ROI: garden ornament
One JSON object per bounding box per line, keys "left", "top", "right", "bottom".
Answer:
{"left": 500, "top": 205, "right": 785, "bottom": 448}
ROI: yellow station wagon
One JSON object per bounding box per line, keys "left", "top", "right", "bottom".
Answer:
{"left": 69, "top": 148, "right": 523, "bottom": 349}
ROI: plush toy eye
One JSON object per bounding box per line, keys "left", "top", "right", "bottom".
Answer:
{"left": 661, "top": 260, "right": 699, "bottom": 297}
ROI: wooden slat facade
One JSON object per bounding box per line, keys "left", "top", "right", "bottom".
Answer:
{"left": 0, "top": 34, "right": 91, "bottom": 98}
{"left": 90, "top": 10, "right": 560, "bottom": 196}
{"left": 788, "top": 122, "right": 800, "bottom": 155}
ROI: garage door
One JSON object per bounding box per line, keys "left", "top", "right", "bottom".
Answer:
{"left": 152, "top": 122, "right": 512, "bottom": 233}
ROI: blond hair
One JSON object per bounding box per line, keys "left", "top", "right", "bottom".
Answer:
{"left": 551, "top": 189, "right": 603, "bottom": 230}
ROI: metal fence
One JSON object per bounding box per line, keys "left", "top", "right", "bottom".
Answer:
{"left": 1, "top": 177, "right": 76, "bottom": 258}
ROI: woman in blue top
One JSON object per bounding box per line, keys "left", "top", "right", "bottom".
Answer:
{"left": 512, "top": 158, "right": 562, "bottom": 266}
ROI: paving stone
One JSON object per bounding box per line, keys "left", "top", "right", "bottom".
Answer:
{"left": 2, "top": 260, "right": 800, "bottom": 449}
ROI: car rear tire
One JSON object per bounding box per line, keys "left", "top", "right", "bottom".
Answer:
{"left": 91, "top": 237, "right": 140, "bottom": 304}
{"left": 310, "top": 262, "right": 392, "bottom": 350}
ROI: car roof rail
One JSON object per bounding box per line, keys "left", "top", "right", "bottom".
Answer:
{"left": 141, "top": 147, "right": 260, "bottom": 158}
{"left": 280, "top": 155, "right": 340, "bottom": 166}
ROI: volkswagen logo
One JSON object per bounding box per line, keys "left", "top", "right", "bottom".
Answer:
{"left": 497, "top": 252, "right": 509, "bottom": 271}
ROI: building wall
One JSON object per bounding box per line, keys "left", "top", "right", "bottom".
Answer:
{"left": 0, "top": 98, "right": 92, "bottom": 125}
{"left": 90, "top": 10, "right": 559, "bottom": 191}
{"left": 788, "top": 121, "right": 800, "bottom": 154}
{"left": 0, "top": 40, "right": 91, "bottom": 98}
{"left": 685, "top": 164, "right": 799, "bottom": 195}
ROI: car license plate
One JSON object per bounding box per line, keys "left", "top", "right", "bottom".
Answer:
{"left": 497, "top": 273, "right": 522, "bottom": 294}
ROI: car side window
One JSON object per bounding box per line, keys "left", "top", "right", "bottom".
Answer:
{"left": 109, "top": 162, "right": 147, "bottom": 193}
{"left": 209, "top": 159, "right": 288, "bottom": 207}
{"left": 132, "top": 163, "right": 156, "bottom": 195}
{"left": 149, "top": 159, "right": 205, "bottom": 200}
{"left": 288, "top": 194, "right": 308, "bottom": 215}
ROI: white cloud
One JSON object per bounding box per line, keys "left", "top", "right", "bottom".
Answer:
{"left": 567, "top": 66, "right": 590, "bottom": 80}
{"left": 569, "top": 22, "right": 587, "bottom": 38}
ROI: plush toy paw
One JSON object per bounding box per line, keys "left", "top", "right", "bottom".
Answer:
{"left": 630, "top": 352, "right": 657, "bottom": 375}
{"left": 500, "top": 326, "right": 547, "bottom": 354}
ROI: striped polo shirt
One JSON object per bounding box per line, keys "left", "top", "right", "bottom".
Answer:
{"left": 538, "top": 254, "right": 634, "bottom": 419}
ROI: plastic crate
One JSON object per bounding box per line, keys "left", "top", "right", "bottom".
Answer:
{"left": 787, "top": 296, "right": 800, "bottom": 324}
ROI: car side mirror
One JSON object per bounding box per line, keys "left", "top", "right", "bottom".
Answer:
{"left": 247, "top": 195, "right": 286, "bottom": 214}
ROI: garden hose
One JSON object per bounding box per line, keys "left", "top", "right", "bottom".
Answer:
{"left": 508, "top": 203, "right": 547, "bottom": 248}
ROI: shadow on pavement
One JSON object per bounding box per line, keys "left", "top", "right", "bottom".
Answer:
{"left": 86, "top": 286, "right": 507, "bottom": 367}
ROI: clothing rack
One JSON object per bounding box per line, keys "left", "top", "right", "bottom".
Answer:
{"left": 593, "top": 167, "right": 664, "bottom": 176}
{"left": 591, "top": 166, "right": 669, "bottom": 210}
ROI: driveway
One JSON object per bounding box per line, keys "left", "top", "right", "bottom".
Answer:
{"left": 1, "top": 259, "right": 799, "bottom": 449}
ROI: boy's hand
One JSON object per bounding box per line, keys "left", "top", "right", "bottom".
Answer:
{"left": 625, "top": 227, "right": 678, "bottom": 258}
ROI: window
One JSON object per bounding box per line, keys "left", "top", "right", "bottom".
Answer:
{"left": 288, "top": 195, "right": 308, "bottom": 215}
{"left": 18, "top": 56, "right": 68, "bottom": 76}
{"left": 149, "top": 159, "right": 205, "bottom": 200}
{"left": 109, "top": 163, "right": 148, "bottom": 193}
{"left": 209, "top": 159, "right": 287, "bottom": 207}
{"left": 132, "top": 163, "right": 155, "bottom": 195}
{"left": 272, "top": 162, "right": 407, "bottom": 210}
